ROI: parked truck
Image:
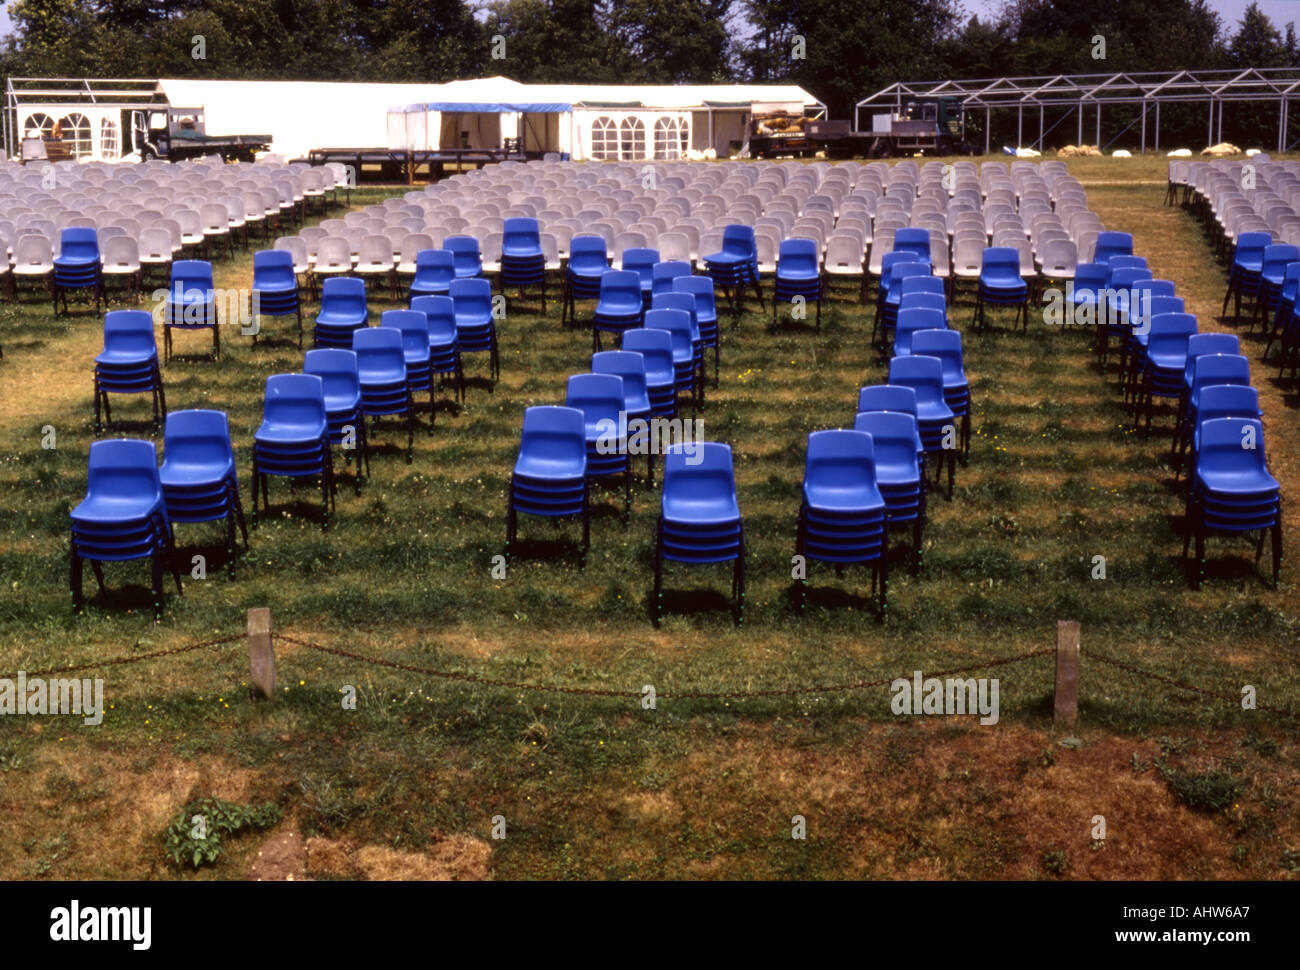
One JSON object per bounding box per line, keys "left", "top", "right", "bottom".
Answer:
{"left": 750, "top": 97, "right": 971, "bottom": 159}
{"left": 126, "top": 106, "right": 272, "bottom": 162}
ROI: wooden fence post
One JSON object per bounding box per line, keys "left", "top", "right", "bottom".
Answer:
{"left": 247, "top": 607, "right": 275, "bottom": 700}
{"left": 1054, "top": 620, "right": 1080, "bottom": 727}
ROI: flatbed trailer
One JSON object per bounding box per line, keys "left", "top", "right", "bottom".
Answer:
{"left": 305, "top": 146, "right": 528, "bottom": 183}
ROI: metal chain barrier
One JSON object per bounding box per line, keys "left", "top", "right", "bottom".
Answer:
{"left": 274, "top": 633, "right": 1052, "bottom": 700}
{"left": 0, "top": 633, "right": 245, "bottom": 681}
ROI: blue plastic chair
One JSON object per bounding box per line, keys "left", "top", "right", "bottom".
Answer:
{"left": 892, "top": 228, "right": 932, "bottom": 265}
{"left": 1253, "top": 243, "right": 1299, "bottom": 333}
{"left": 1093, "top": 231, "right": 1134, "bottom": 266}
{"left": 673, "top": 275, "right": 720, "bottom": 384}
{"left": 889, "top": 354, "right": 957, "bottom": 496}
{"left": 592, "top": 269, "right": 643, "bottom": 352}
{"left": 1184, "top": 417, "right": 1281, "bottom": 588}
{"left": 94, "top": 309, "right": 166, "bottom": 433}
{"left": 644, "top": 308, "right": 698, "bottom": 411}
{"left": 795, "top": 429, "right": 888, "bottom": 619}
{"left": 70, "top": 438, "right": 181, "bottom": 621}
{"left": 875, "top": 259, "right": 931, "bottom": 347}
{"left": 304, "top": 348, "right": 369, "bottom": 493}
{"left": 409, "top": 248, "right": 456, "bottom": 300}
{"left": 910, "top": 328, "right": 971, "bottom": 461}
{"left": 566, "top": 373, "right": 632, "bottom": 520}
{"left": 450, "top": 277, "right": 499, "bottom": 386}
{"left": 353, "top": 326, "right": 414, "bottom": 464}
{"left": 593, "top": 349, "right": 654, "bottom": 481}
{"left": 773, "top": 238, "right": 822, "bottom": 329}
{"left": 252, "top": 373, "right": 335, "bottom": 527}
{"left": 563, "top": 234, "right": 610, "bottom": 327}
{"left": 1135, "top": 311, "right": 1198, "bottom": 432}
{"left": 314, "top": 276, "right": 368, "bottom": 349}
{"left": 704, "top": 225, "right": 763, "bottom": 315}
{"left": 162, "top": 260, "right": 218, "bottom": 362}
{"left": 379, "top": 309, "right": 435, "bottom": 431}
{"left": 500, "top": 218, "right": 546, "bottom": 312}
{"left": 160, "top": 409, "right": 248, "bottom": 577}
{"left": 53, "top": 226, "right": 103, "bottom": 315}
{"left": 893, "top": 306, "right": 946, "bottom": 357}
{"left": 411, "top": 294, "right": 464, "bottom": 405}
{"left": 974, "top": 246, "right": 1028, "bottom": 331}
{"left": 621, "top": 248, "right": 660, "bottom": 306}
{"left": 506, "top": 406, "right": 589, "bottom": 565}
{"left": 1222, "top": 231, "right": 1270, "bottom": 324}
{"left": 653, "top": 261, "right": 692, "bottom": 299}
{"left": 251, "top": 249, "right": 303, "bottom": 348}
{"left": 622, "top": 328, "right": 678, "bottom": 419}
{"left": 853, "top": 410, "right": 926, "bottom": 573}
{"left": 653, "top": 442, "right": 745, "bottom": 627}
{"left": 444, "top": 235, "right": 482, "bottom": 279}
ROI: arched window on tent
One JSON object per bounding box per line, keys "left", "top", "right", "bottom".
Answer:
{"left": 654, "top": 116, "right": 683, "bottom": 160}
{"left": 24, "top": 112, "right": 55, "bottom": 140}
{"left": 590, "top": 116, "right": 618, "bottom": 160}
{"left": 58, "top": 112, "right": 92, "bottom": 159}
{"left": 100, "top": 117, "right": 119, "bottom": 159}
{"left": 619, "top": 117, "right": 646, "bottom": 160}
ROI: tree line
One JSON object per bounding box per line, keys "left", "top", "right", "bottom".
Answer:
{"left": 3, "top": 0, "right": 1298, "bottom": 148}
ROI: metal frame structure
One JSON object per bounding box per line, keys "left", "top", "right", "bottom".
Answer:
{"left": 4, "top": 78, "right": 168, "bottom": 160}
{"left": 857, "top": 68, "right": 1300, "bottom": 154}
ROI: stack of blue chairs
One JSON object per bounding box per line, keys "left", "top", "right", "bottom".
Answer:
{"left": 251, "top": 374, "right": 335, "bottom": 528}
{"left": 593, "top": 350, "right": 653, "bottom": 481}
{"left": 1221, "top": 231, "right": 1269, "bottom": 324}
{"left": 673, "top": 275, "right": 720, "bottom": 385}
{"left": 251, "top": 250, "right": 303, "bottom": 348}
{"left": 644, "top": 308, "right": 698, "bottom": 414}
{"left": 411, "top": 294, "right": 465, "bottom": 407}
{"left": 889, "top": 355, "right": 957, "bottom": 496}
{"left": 893, "top": 305, "right": 946, "bottom": 357}
{"left": 704, "top": 225, "right": 763, "bottom": 315}
{"left": 53, "top": 227, "right": 103, "bottom": 316}
{"left": 911, "top": 328, "right": 971, "bottom": 463}
{"left": 1263, "top": 262, "right": 1300, "bottom": 359}
{"left": 652, "top": 442, "right": 745, "bottom": 627}
{"left": 592, "top": 270, "right": 643, "bottom": 353}
{"left": 314, "top": 276, "right": 368, "bottom": 349}
{"left": 566, "top": 373, "right": 632, "bottom": 521}
{"left": 973, "top": 247, "right": 1028, "bottom": 332}
{"left": 1183, "top": 417, "right": 1281, "bottom": 588}
{"left": 70, "top": 439, "right": 181, "bottom": 621}
{"left": 1174, "top": 344, "right": 1249, "bottom": 459}
{"left": 622, "top": 328, "right": 678, "bottom": 419}
{"left": 380, "top": 309, "right": 435, "bottom": 432}
{"left": 93, "top": 309, "right": 166, "bottom": 433}
{"left": 1117, "top": 278, "right": 1177, "bottom": 398}
{"left": 773, "top": 238, "right": 822, "bottom": 329}
{"left": 500, "top": 218, "right": 546, "bottom": 312}
{"left": 353, "top": 327, "right": 414, "bottom": 464}
{"left": 409, "top": 249, "right": 455, "bottom": 300}
{"left": 450, "top": 277, "right": 499, "bottom": 387}
{"left": 853, "top": 406, "right": 926, "bottom": 573}
{"left": 1134, "top": 312, "right": 1198, "bottom": 432}
{"left": 163, "top": 260, "right": 218, "bottom": 362}
{"left": 1251, "top": 243, "right": 1298, "bottom": 334}
{"left": 651, "top": 291, "right": 704, "bottom": 407}
{"left": 304, "top": 348, "right": 369, "bottom": 494}
{"left": 794, "top": 430, "right": 888, "bottom": 620}
{"left": 159, "top": 409, "right": 248, "bottom": 579}
{"left": 1175, "top": 384, "right": 1261, "bottom": 484}
{"left": 1098, "top": 260, "right": 1152, "bottom": 368}
{"left": 562, "top": 235, "right": 609, "bottom": 328}
{"left": 873, "top": 255, "right": 930, "bottom": 348}
{"left": 505, "top": 406, "right": 589, "bottom": 566}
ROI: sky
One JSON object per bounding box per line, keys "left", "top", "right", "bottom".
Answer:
{"left": 0, "top": 0, "right": 1297, "bottom": 48}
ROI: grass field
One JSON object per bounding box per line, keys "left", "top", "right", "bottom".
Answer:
{"left": 0, "top": 154, "right": 1297, "bottom": 880}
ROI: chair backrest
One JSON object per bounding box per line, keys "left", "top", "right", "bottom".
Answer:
{"left": 252, "top": 249, "right": 296, "bottom": 288}
{"left": 1093, "top": 230, "right": 1134, "bottom": 265}
{"left": 662, "top": 441, "right": 736, "bottom": 509}
{"left": 1231, "top": 231, "right": 1271, "bottom": 267}
{"left": 409, "top": 294, "right": 457, "bottom": 343}
{"left": 804, "top": 429, "right": 877, "bottom": 488}
{"left": 565, "top": 373, "right": 625, "bottom": 434}
{"left": 304, "top": 348, "right": 362, "bottom": 403}
{"left": 58, "top": 226, "right": 100, "bottom": 262}
{"left": 894, "top": 307, "right": 947, "bottom": 353}
{"left": 888, "top": 354, "right": 947, "bottom": 406}
{"left": 102, "top": 309, "right": 157, "bottom": 356}
{"left": 379, "top": 308, "right": 431, "bottom": 356}
{"left": 643, "top": 308, "right": 693, "bottom": 354}
{"left": 980, "top": 246, "right": 1020, "bottom": 277}
{"left": 502, "top": 217, "right": 541, "bottom": 256}
{"left": 910, "top": 328, "right": 965, "bottom": 380}
{"left": 518, "top": 406, "right": 587, "bottom": 472}
{"left": 592, "top": 350, "right": 649, "bottom": 409}
{"left": 1197, "top": 417, "right": 1270, "bottom": 474}
{"left": 1195, "top": 384, "right": 1261, "bottom": 425}
{"left": 449, "top": 277, "right": 494, "bottom": 324}
{"left": 569, "top": 234, "right": 609, "bottom": 273}
{"left": 856, "top": 383, "right": 918, "bottom": 417}
{"left": 84, "top": 439, "right": 161, "bottom": 504}
{"left": 351, "top": 325, "right": 407, "bottom": 376}
{"left": 320, "top": 275, "right": 367, "bottom": 316}
{"left": 163, "top": 409, "right": 234, "bottom": 470}
{"left": 621, "top": 328, "right": 676, "bottom": 379}
{"left": 852, "top": 410, "right": 922, "bottom": 470}
{"left": 892, "top": 227, "right": 930, "bottom": 263}
{"left": 262, "top": 373, "right": 327, "bottom": 430}
{"left": 1190, "top": 353, "right": 1251, "bottom": 397}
